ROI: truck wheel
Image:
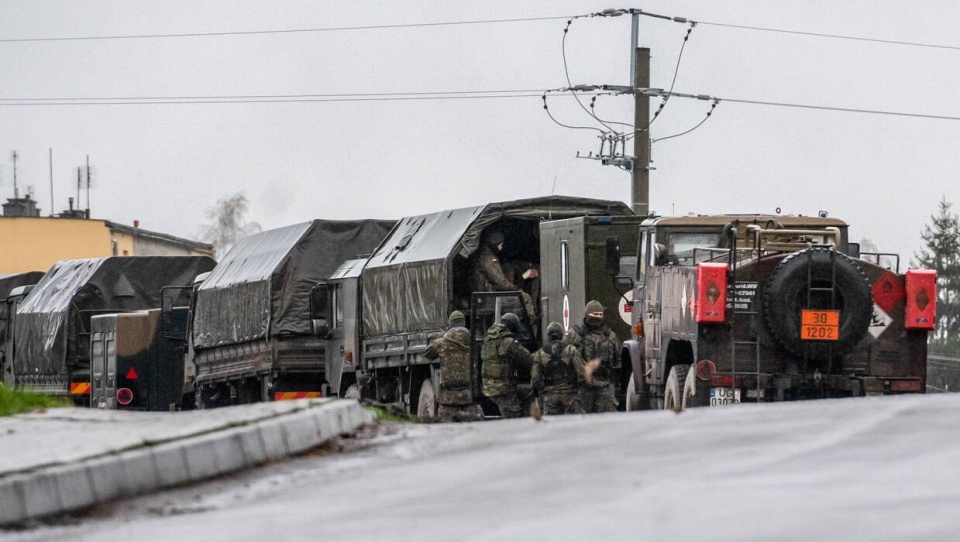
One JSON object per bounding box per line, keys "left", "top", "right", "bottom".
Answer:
{"left": 663, "top": 365, "right": 689, "bottom": 412}
{"left": 416, "top": 379, "right": 436, "bottom": 420}
{"left": 681, "top": 365, "right": 707, "bottom": 409}
{"left": 343, "top": 384, "right": 360, "bottom": 400}
{"left": 763, "top": 247, "right": 872, "bottom": 362}
{"left": 625, "top": 375, "right": 642, "bottom": 411}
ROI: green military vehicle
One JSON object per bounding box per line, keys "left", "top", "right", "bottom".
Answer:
{"left": 313, "top": 196, "right": 636, "bottom": 416}
{"left": 619, "top": 214, "right": 936, "bottom": 410}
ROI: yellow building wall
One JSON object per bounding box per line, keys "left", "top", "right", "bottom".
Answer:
{"left": 0, "top": 218, "right": 115, "bottom": 274}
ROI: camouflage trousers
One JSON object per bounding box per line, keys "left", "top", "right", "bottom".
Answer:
{"left": 488, "top": 391, "right": 525, "bottom": 419}
{"left": 541, "top": 389, "right": 584, "bottom": 416}
{"left": 581, "top": 383, "right": 617, "bottom": 413}
{"left": 437, "top": 403, "right": 483, "bottom": 423}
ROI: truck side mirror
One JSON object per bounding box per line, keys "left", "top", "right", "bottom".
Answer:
{"left": 614, "top": 276, "right": 634, "bottom": 294}
{"left": 605, "top": 236, "right": 621, "bottom": 276}
{"left": 310, "top": 283, "right": 331, "bottom": 338}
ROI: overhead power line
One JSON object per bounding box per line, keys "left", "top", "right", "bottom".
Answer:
{"left": 0, "top": 15, "right": 573, "bottom": 43}
{"left": 595, "top": 8, "right": 960, "bottom": 52}
{"left": 0, "top": 90, "right": 593, "bottom": 106}
{"left": 3, "top": 85, "right": 960, "bottom": 123}
{"left": 563, "top": 85, "right": 960, "bottom": 122}
{"left": 695, "top": 20, "right": 960, "bottom": 52}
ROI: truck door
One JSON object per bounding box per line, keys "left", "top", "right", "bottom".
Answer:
{"left": 90, "top": 317, "right": 117, "bottom": 409}
{"left": 312, "top": 280, "right": 350, "bottom": 397}
{"left": 317, "top": 277, "right": 359, "bottom": 397}
{"left": 641, "top": 228, "right": 664, "bottom": 385}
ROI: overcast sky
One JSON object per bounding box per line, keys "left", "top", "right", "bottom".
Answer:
{"left": 2, "top": 1, "right": 958, "bottom": 266}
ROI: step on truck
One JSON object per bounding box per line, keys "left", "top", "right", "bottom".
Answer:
{"left": 189, "top": 219, "right": 395, "bottom": 407}
{"left": 620, "top": 214, "right": 937, "bottom": 410}
{"left": 12, "top": 256, "right": 216, "bottom": 404}
{"left": 318, "top": 196, "right": 636, "bottom": 416}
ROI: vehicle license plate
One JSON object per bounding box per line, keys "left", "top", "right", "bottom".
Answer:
{"left": 710, "top": 387, "right": 741, "bottom": 406}
{"left": 800, "top": 309, "right": 840, "bottom": 341}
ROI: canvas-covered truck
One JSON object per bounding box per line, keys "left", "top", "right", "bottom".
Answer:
{"left": 190, "top": 219, "right": 395, "bottom": 406}
{"left": 341, "top": 196, "right": 634, "bottom": 416}
{"left": 12, "top": 256, "right": 215, "bottom": 404}
{"left": 620, "top": 214, "right": 936, "bottom": 411}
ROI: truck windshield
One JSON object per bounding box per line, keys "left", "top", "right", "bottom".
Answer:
{"left": 667, "top": 232, "right": 722, "bottom": 265}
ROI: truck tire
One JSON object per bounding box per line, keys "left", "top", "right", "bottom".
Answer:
{"left": 416, "top": 379, "right": 436, "bottom": 420}
{"left": 663, "top": 364, "right": 689, "bottom": 412}
{"left": 763, "top": 247, "right": 872, "bottom": 362}
{"left": 343, "top": 384, "right": 360, "bottom": 400}
{"left": 625, "top": 376, "right": 642, "bottom": 411}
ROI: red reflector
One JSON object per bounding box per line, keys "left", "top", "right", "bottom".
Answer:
{"left": 890, "top": 380, "right": 923, "bottom": 392}
{"left": 696, "top": 360, "right": 717, "bottom": 381}
{"left": 696, "top": 263, "right": 728, "bottom": 323}
{"left": 904, "top": 269, "right": 936, "bottom": 330}
{"left": 125, "top": 367, "right": 139, "bottom": 379}
{"left": 116, "top": 387, "right": 134, "bottom": 405}
{"left": 710, "top": 375, "right": 743, "bottom": 388}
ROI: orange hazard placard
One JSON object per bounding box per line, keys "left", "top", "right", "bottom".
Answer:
{"left": 274, "top": 392, "right": 322, "bottom": 401}
{"left": 70, "top": 382, "right": 91, "bottom": 394}
{"left": 800, "top": 309, "right": 840, "bottom": 341}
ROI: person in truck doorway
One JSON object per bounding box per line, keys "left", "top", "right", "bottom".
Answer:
{"left": 469, "top": 229, "right": 538, "bottom": 324}
{"left": 564, "top": 300, "right": 620, "bottom": 413}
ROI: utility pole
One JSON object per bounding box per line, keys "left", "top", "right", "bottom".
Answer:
{"left": 632, "top": 47, "right": 651, "bottom": 217}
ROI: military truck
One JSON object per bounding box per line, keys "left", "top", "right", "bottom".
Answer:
{"left": 619, "top": 214, "right": 936, "bottom": 411}
{"left": 12, "top": 256, "right": 215, "bottom": 404}
{"left": 318, "top": 196, "right": 635, "bottom": 416}
{"left": 89, "top": 306, "right": 191, "bottom": 410}
{"left": 189, "top": 219, "right": 395, "bottom": 406}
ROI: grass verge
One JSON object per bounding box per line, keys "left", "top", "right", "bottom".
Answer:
{"left": 0, "top": 386, "right": 70, "bottom": 417}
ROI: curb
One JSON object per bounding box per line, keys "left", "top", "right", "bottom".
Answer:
{"left": 0, "top": 400, "right": 375, "bottom": 526}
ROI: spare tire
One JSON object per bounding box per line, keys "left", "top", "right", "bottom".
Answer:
{"left": 763, "top": 247, "right": 872, "bottom": 362}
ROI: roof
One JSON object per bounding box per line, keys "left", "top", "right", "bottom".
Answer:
{"left": 192, "top": 219, "right": 395, "bottom": 348}
{"left": 642, "top": 214, "right": 848, "bottom": 228}
{"left": 367, "top": 195, "right": 633, "bottom": 270}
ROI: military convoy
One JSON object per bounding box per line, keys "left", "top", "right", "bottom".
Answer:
{"left": 0, "top": 202, "right": 938, "bottom": 415}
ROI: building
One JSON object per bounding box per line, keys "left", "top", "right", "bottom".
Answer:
{"left": 0, "top": 195, "right": 214, "bottom": 274}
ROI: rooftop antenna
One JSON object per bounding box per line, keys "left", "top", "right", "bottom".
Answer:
{"left": 12, "top": 150, "right": 19, "bottom": 199}
{"left": 49, "top": 148, "right": 55, "bottom": 215}
{"left": 85, "top": 155, "right": 91, "bottom": 218}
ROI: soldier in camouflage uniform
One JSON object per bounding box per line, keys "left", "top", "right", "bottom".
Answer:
{"left": 481, "top": 312, "right": 533, "bottom": 419}
{"left": 469, "top": 229, "right": 538, "bottom": 323}
{"left": 531, "top": 321, "right": 585, "bottom": 415}
{"left": 424, "top": 311, "right": 480, "bottom": 422}
{"left": 564, "top": 300, "right": 621, "bottom": 413}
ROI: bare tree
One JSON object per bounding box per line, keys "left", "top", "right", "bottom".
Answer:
{"left": 200, "top": 192, "right": 261, "bottom": 258}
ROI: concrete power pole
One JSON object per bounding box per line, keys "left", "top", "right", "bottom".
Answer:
{"left": 631, "top": 47, "right": 651, "bottom": 217}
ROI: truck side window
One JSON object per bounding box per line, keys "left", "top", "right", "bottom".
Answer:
{"left": 560, "top": 241, "right": 570, "bottom": 290}
{"left": 332, "top": 285, "right": 343, "bottom": 329}
{"left": 637, "top": 231, "right": 646, "bottom": 280}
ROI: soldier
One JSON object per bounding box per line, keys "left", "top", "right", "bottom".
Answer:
{"left": 469, "top": 229, "right": 538, "bottom": 323}
{"left": 531, "top": 321, "right": 585, "bottom": 415}
{"left": 481, "top": 312, "right": 533, "bottom": 419}
{"left": 564, "top": 300, "right": 621, "bottom": 413}
{"left": 424, "top": 310, "right": 479, "bottom": 422}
